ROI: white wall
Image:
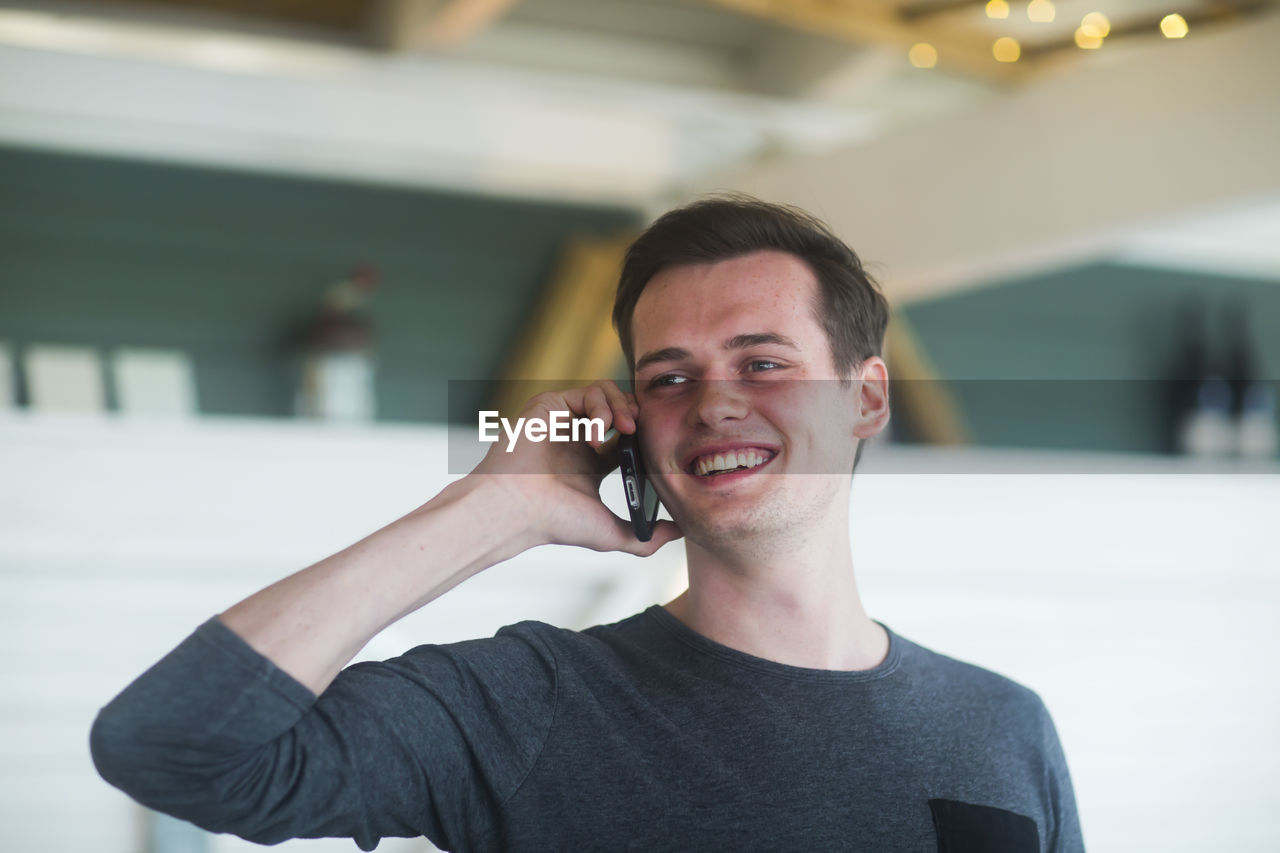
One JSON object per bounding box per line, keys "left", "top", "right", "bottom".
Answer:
{"left": 2, "top": 413, "right": 1277, "bottom": 851}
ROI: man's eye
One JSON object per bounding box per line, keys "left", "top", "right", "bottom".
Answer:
{"left": 652, "top": 374, "right": 688, "bottom": 387}
{"left": 747, "top": 360, "right": 782, "bottom": 372}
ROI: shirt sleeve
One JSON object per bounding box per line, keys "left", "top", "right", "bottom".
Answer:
{"left": 89, "top": 615, "right": 559, "bottom": 852}
{"left": 1037, "top": 701, "right": 1086, "bottom": 853}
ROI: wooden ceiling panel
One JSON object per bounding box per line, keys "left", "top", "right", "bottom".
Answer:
{"left": 26, "top": 0, "right": 1274, "bottom": 92}
{"left": 76, "top": 0, "right": 372, "bottom": 32}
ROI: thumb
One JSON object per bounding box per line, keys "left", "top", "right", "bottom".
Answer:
{"left": 648, "top": 519, "right": 684, "bottom": 549}
{"left": 618, "top": 518, "right": 684, "bottom": 557}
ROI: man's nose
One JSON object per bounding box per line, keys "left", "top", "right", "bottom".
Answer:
{"left": 688, "top": 379, "right": 750, "bottom": 426}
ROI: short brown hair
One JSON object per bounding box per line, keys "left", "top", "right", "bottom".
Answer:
{"left": 612, "top": 193, "right": 890, "bottom": 380}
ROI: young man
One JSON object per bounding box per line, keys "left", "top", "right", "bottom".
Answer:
{"left": 91, "top": 197, "right": 1084, "bottom": 852}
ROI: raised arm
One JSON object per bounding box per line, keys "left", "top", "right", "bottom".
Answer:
{"left": 217, "top": 475, "right": 530, "bottom": 696}
{"left": 217, "top": 379, "right": 680, "bottom": 695}
{"left": 89, "top": 381, "right": 681, "bottom": 848}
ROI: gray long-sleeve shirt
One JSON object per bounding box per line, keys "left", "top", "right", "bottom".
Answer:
{"left": 90, "top": 605, "right": 1084, "bottom": 852}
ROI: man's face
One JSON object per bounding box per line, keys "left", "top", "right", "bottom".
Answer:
{"left": 630, "top": 250, "right": 885, "bottom": 548}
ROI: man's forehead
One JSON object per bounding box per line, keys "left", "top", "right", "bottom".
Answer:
{"left": 635, "top": 251, "right": 818, "bottom": 326}
{"left": 636, "top": 251, "right": 816, "bottom": 319}
{"left": 628, "top": 250, "right": 828, "bottom": 378}
{"left": 642, "top": 250, "right": 814, "bottom": 292}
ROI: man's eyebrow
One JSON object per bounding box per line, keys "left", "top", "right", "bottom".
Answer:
{"left": 634, "top": 333, "right": 800, "bottom": 373}
{"left": 635, "top": 347, "right": 691, "bottom": 374}
{"left": 725, "top": 332, "right": 800, "bottom": 352}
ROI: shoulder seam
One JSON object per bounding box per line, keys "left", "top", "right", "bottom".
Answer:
{"left": 498, "top": 624, "right": 561, "bottom": 811}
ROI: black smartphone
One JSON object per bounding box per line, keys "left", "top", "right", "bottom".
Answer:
{"left": 618, "top": 431, "right": 661, "bottom": 542}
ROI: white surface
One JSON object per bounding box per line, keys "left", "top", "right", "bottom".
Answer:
{"left": 111, "top": 347, "right": 197, "bottom": 418}
{"left": 24, "top": 344, "right": 105, "bottom": 413}
{"left": 1, "top": 413, "right": 1277, "bottom": 851}
{"left": 1118, "top": 197, "right": 1280, "bottom": 282}
{"left": 0, "top": 21, "right": 877, "bottom": 207}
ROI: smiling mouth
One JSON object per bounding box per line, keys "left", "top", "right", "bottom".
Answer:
{"left": 687, "top": 448, "right": 777, "bottom": 477}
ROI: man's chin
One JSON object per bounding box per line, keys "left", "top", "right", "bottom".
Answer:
{"left": 673, "top": 504, "right": 786, "bottom": 551}
{"left": 668, "top": 481, "right": 843, "bottom": 553}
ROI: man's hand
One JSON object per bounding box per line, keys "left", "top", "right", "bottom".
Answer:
{"left": 470, "top": 380, "right": 683, "bottom": 557}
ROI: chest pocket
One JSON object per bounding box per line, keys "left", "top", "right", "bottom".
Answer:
{"left": 928, "top": 798, "right": 1040, "bottom": 853}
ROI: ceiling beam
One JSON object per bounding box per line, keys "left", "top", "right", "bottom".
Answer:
{"left": 702, "top": 0, "right": 1026, "bottom": 83}
{"left": 1018, "top": 1, "right": 1276, "bottom": 61}
{"left": 686, "top": 12, "right": 1280, "bottom": 304}
{"left": 747, "top": 28, "right": 904, "bottom": 104}
{"left": 370, "top": 0, "right": 520, "bottom": 51}
{"left": 491, "top": 234, "right": 636, "bottom": 417}
{"left": 900, "top": 0, "right": 1270, "bottom": 23}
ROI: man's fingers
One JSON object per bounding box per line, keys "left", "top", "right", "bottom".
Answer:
{"left": 551, "top": 387, "right": 591, "bottom": 423}
{"left": 603, "top": 516, "right": 684, "bottom": 557}
{"left": 645, "top": 520, "right": 684, "bottom": 552}
{"left": 594, "top": 431, "right": 622, "bottom": 476}
{"left": 583, "top": 381, "right": 636, "bottom": 441}
{"left": 581, "top": 385, "right": 617, "bottom": 443}
{"left": 606, "top": 516, "right": 658, "bottom": 556}
{"left": 548, "top": 383, "right": 635, "bottom": 448}
{"left": 597, "top": 381, "right": 638, "bottom": 434}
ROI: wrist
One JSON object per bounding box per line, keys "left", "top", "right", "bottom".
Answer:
{"left": 436, "top": 473, "right": 547, "bottom": 556}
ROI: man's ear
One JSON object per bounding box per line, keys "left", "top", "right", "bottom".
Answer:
{"left": 852, "top": 356, "right": 890, "bottom": 439}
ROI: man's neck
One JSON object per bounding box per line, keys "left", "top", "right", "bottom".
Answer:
{"left": 663, "top": 527, "right": 888, "bottom": 672}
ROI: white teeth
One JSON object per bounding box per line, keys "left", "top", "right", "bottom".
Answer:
{"left": 693, "top": 449, "right": 771, "bottom": 476}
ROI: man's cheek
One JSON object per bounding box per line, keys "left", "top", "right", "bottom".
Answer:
{"left": 650, "top": 473, "right": 681, "bottom": 515}
{"left": 637, "top": 413, "right": 680, "bottom": 460}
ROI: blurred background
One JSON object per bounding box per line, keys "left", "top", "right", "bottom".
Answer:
{"left": 1, "top": 0, "right": 1277, "bottom": 851}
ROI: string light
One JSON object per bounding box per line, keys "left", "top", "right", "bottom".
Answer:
{"left": 909, "top": 42, "right": 938, "bottom": 68}
{"left": 986, "top": 0, "right": 1010, "bottom": 19}
{"left": 1074, "top": 27, "right": 1103, "bottom": 48}
{"left": 1080, "top": 12, "right": 1111, "bottom": 38}
{"left": 993, "top": 36, "right": 1021, "bottom": 62}
{"left": 1027, "top": 0, "right": 1056, "bottom": 22}
{"left": 1161, "top": 13, "right": 1189, "bottom": 38}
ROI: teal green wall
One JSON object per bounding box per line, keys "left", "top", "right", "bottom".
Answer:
{"left": 4, "top": 144, "right": 1276, "bottom": 454}
{"left": 0, "top": 146, "right": 639, "bottom": 422}
{"left": 899, "top": 264, "right": 1280, "bottom": 453}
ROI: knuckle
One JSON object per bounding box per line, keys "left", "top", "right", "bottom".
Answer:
{"left": 528, "top": 390, "right": 557, "bottom": 409}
